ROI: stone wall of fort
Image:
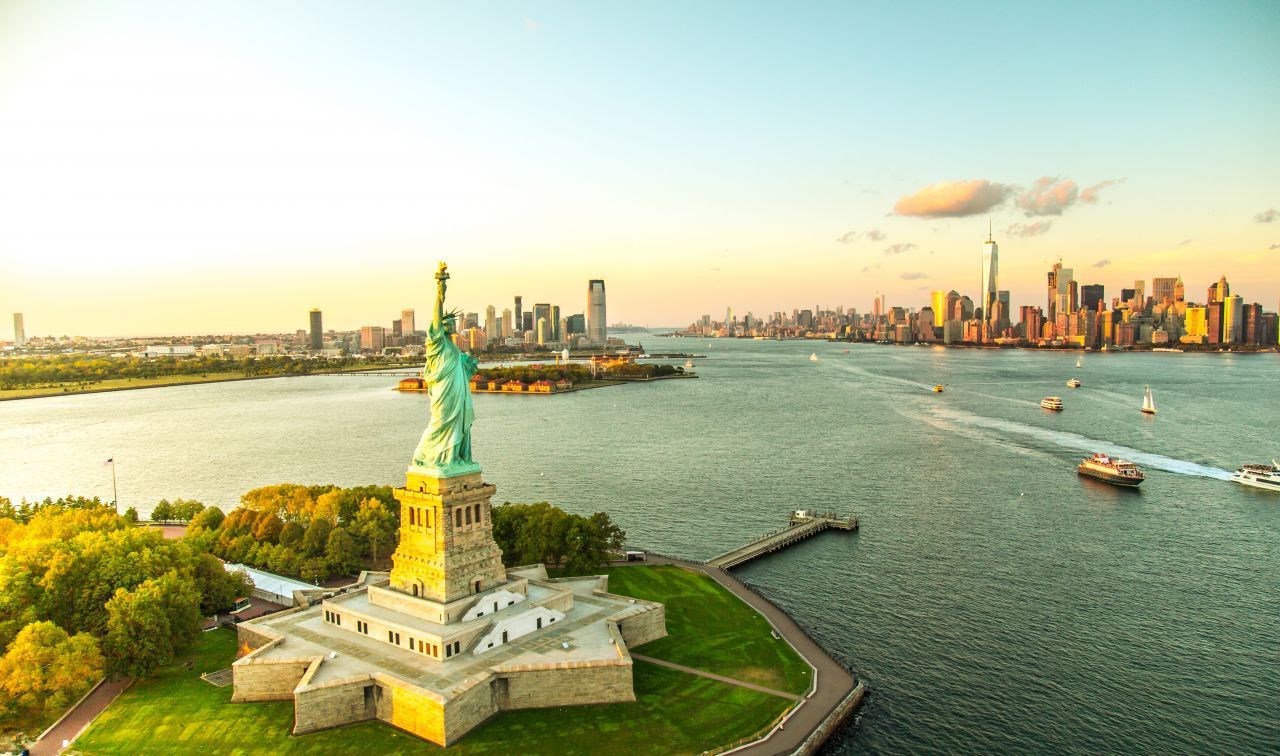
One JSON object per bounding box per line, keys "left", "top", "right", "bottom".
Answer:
{"left": 374, "top": 675, "right": 449, "bottom": 745}
{"left": 616, "top": 603, "right": 667, "bottom": 648}
{"left": 293, "top": 674, "right": 372, "bottom": 735}
{"left": 499, "top": 660, "right": 635, "bottom": 710}
{"left": 231, "top": 653, "right": 314, "bottom": 703}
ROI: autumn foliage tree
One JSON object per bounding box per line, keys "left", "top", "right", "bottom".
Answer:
{"left": 0, "top": 621, "right": 104, "bottom": 727}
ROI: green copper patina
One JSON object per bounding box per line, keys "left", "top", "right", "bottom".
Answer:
{"left": 410, "top": 262, "right": 481, "bottom": 477}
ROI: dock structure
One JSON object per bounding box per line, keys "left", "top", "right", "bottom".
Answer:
{"left": 708, "top": 511, "right": 858, "bottom": 570}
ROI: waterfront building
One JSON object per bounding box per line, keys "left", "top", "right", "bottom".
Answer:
{"left": 980, "top": 229, "right": 999, "bottom": 341}
{"left": 1183, "top": 306, "right": 1208, "bottom": 343}
{"left": 1152, "top": 277, "right": 1178, "bottom": 305}
{"left": 587, "top": 279, "right": 607, "bottom": 346}
{"left": 931, "top": 290, "right": 947, "bottom": 327}
{"left": 1081, "top": 284, "right": 1105, "bottom": 312}
{"left": 1116, "top": 321, "right": 1136, "bottom": 346}
{"left": 309, "top": 309, "right": 323, "bottom": 351}
{"left": 12, "top": 312, "right": 25, "bottom": 347}
{"left": 1047, "top": 262, "right": 1062, "bottom": 324}
{"left": 1242, "top": 303, "right": 1262, "bottom": 345}
{"left": 917, "top": 307, "right": 936, "bottom": 341}
{"left": 361, "top": 326, "right": 386, "bottom": 352}
{"left": 1223, "top": 295, "right": 1244, "bottom": 344}
{"left": 484, "top": 306, "right": 496, "bottom": 344}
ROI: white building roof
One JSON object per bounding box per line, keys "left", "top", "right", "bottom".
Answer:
{"left": 224, "top": 563, "right": 317, "bottom": 598}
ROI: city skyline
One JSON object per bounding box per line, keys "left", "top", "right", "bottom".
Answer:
{"left": 2, "top": 2, "right": 1279, "bottom": 335}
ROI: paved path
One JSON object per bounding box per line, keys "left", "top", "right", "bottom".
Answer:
{"left": 625, "top": 557, "right": 858, "bottom": 755}
{"left": 29, "top": 678, "right": 130, "bottom": 755}
{"left": 632, "top": 654, "right": 803, "bottom": 701}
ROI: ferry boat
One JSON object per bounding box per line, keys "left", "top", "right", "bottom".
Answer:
{"left": 1077, "top": 453, "right": 1145, "bottom": 487}
{"left": 1066, "top": 378, "right": 1082, "bottom": 388}
{"left": 932, "top": 385, "right": 944, "bottom": 393}
{"left": 809, "top": 353, "right": 818, "bottom": 361}
{"left": 1040, "top": 397, "right": 1064, "bottom": 411}
{"left": 1231, "top": 461, "right": 1280, "bottom": 492}
{"left": 684, "top": 360, "right": 695, "bottom": 369}
{"left": 1141, "top": 385, "right": 1157, "bottom": 415}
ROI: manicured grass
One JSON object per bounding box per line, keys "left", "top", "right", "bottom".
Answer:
{"left": 76, "top": 622, "right": 791, "bottom": 755}
{"left": 602, "top": 565, "right": 813, "bottom": 695}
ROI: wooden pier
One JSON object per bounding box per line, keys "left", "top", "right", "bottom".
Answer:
{"left": 708, "top": 511, "right": 858, "bottom": 570}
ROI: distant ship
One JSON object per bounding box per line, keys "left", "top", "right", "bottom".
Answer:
{"left": 1142, "top": 385, "right": 1157, "bottom": 415}
{"left": 1040, "top": 397, "right": 1064, "bottom": 411}
{"left": 684, "top": 360, "right": 695, "bottom": 369}
{"left": 1067, "top": 378, "right": 1082, "bottom": 388}
{"left": 1231, "top": 462, "right": 1280, "bottom": 492}
{"left": 1077, "top": 453, "right": 1145, "bottom": 487}
{"left": 933, "top": 385, "right": 944, "bottom": 393}
{"left": 809, "top": 353, "right": 818, "bottom": 361}
{"left": 1076, "top": 357, "right": 1082, "bottom": 368}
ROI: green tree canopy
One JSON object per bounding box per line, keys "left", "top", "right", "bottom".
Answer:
{"left": 0, "top": 621, "right": 104, "bottom": 726}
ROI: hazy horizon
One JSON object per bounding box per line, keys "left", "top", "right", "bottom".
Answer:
{"left": 3, "top": 1, "right": 1278, "bottom": 336}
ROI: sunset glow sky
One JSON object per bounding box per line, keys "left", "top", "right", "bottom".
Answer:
{"left": 2, "top": 1, "right": 1278, "bottom": 335}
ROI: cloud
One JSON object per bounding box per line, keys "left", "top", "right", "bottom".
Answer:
{"left": 1093, "top": 259, "right": 1111, "bottom": 268}
{"left": 1176, "top": 238, "right": 1191, "bottom": 247}
{"left": 1080, "top": 178, "right": 1124, "bottom": 204}
{"left": 1256, "top": 209, "right": 1279, "bottom": 223}
{"left": 884, "top": 243, "right": 917, "bottom": 255}
{"left": 900, "top": 272, "right": 928, "bottom": 280}
{"left": 861, "top": 266, "right": 870, "bottom": 273}
{"left": 1270, "top": 243, "right": 1280, "bottom": 250}
{"left": 893, "top": 180, "right": 1012, "bottom": 218}
{"left": 1017, "top": 177, "right": 1078, "bottom": 216}
{"left": 835, "top": 228, "right": 886, "bottom": 244}
{"left": 1007, "top": 221, "right": 1054, "bottom": 237}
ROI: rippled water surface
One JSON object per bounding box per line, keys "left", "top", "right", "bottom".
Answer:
{"left": 2, "top": 339, "right": 1277, "bottom": 753}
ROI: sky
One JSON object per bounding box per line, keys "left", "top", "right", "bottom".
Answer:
{"left": 1, "top": 1, "right": 1278, "bottom": 336}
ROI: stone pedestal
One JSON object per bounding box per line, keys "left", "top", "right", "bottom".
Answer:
{"left": 390, "top": 470, "right": 506, "bottom": 604}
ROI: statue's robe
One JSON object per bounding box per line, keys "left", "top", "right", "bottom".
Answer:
{"left": 411, "top": 320, "right": 479, "bottom": 472}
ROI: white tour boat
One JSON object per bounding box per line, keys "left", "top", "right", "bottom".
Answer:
{"left": 1231, "top": 461, "right": 1280, "bottom": 492}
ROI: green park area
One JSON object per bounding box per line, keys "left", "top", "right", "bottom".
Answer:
{"left": 75, "top": 565, "right": 808, "bottom": 755}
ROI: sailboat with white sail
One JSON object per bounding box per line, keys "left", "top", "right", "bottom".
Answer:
{"left": 1141, "top": 385, "right": 1156, "bottom": 415}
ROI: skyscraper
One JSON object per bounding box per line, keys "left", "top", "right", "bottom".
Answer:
{"left": 981, "top": 226, "right": 998, "bottom": 340}
{"left": 1223, "top": 295, "right": 1244, "bottom": 344}
{"left": 501, "top": 308, "right": 513, "bottom": 340}
{"left": 1047, "top": 261, "right": 1062, "bottom": 323}
{"left": 930, "top": 290, "right": 946, "bottom": 327}
{"left": 1208, "top": 275, "right": 1229, "bottom": 304}
{"left": 1133, "top": 280, "right": 1146, "bottom": 312}
{"left": 533, "top": 304, "right": 552, "bottom": 342}
{"left": 309, "top": 308, "right": 323, "bottom": 350}
{"left": 360, "top": 326, "right": 386, "bottom": 352}
{"left": 513, "top": 296, "right": 523, "bottom": 334}
{"left": 13, "top": 313, "right": 25, "bottom": 347}
{"left": 1081, "top": 284, "right": 1105, "bottom": 312}
{"left": 484, "top": 305, "right": 496, "bottom": 343}
{"left": 587, "top": 280, "right": 607, "bottom": 346}
{"left": 1152, "top": 277, "right": 1178, "bottom": 305}
{"left": 1056, "top": 269, "right": 1074, "bottom": 318}
{"left": 401, "top": 309, "right": 416, "bottom": 336}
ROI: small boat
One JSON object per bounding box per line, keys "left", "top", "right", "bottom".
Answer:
{"left": 809, "top": 353, "right": 818, "bottom": 361}
{"left": 1076, "top": 358, "right": 1082, "bottom": 368}
{"left": 842, "top": 349, "right": 850, "bottom": 353}
{"left": 932, "top": 385, "right": 944, "bottom": 393}
{"left": 1142, "top": 385, "right": 1156, "bottom": 415}
{"left": 1077, "top": 453, "right": 1145, "bottom": 487}
{"left": 1041, "top": 397, "right": 1064, "bottom": 411}
{"left": 1067, "top": 378, "right": 1082, "bottom": 388}
{"left": 684, "top": 360, "right": 695, "bottom": 369}
{"left": 1231, "top": 461, "right": 1280, "bottom": 492}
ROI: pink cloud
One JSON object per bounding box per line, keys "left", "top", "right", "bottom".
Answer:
{"left": 1007, "top": 221, "right": 1054, "bottom": 237}
{"left": 1080, "top": 178, "right": 1124, "bottom": 203}
{"left": 893, "top": 180, "right": 1012, "bottom": 218}
{"left": 884, "top": 243, "right": 917, "bottom": 255}
{"left": 1017, "top": 177, "right": 1078, "bottom": 216}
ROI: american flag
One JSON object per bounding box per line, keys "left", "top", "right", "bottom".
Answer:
{"left": 103, "top": 458, "right": 113, "bottom": 467}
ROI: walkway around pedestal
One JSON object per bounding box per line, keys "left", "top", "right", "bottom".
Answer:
{"left": 623, "top": 556, "right": 862, "bottom": 755}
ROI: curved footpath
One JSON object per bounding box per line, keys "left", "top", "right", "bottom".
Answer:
{"left": 628, "top": 556, "right": 864, "bottom": 755}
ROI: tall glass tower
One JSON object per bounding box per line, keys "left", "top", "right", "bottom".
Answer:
{"left": 587, "top": 280, "right": 606, "bottom": 346}
{"left": 981, "top": 225, "right": 998, "bottom": 340}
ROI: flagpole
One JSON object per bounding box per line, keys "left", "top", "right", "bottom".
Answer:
{"left": 111, "top": 459, "right": 118, "bottom": 514}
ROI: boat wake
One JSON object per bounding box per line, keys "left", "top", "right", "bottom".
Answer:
{"left": 923, "top": 405, "right": 1232, "bottom": 480}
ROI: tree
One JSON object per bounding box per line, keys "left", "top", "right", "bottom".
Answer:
{"left": 172, "top": 499, "right": 206, "bottom": 522}
{"left": 278, "top": 521, "right": 304, "bottom": 547}
{"left": 252, "top": 513, "right": 283, "bottom": 544}
{"left": 192, "top": 554, "right": 251, "bottom": 616}
{"left": 122, "top": 507, "right": 139, "bottom": 524}
{"left": 300, "top": 557, "right": 328, "bottom": 584}
{"left": 324, "top": 527, "right": 361, "bottom": 577}
{"left": 355, "top": 498, "right": 397, "bottom": 564}
{"left": 103, "top": 570, "right": 200, "bottom": 677}
{"left": 188, "top": 506, "right": 225, "bottom": 534}
{"left": 0, "top": 621, "right": 104, "bottom": 724}
{"left": 150, "top": 499, "right": 173, "bottom": 522}
{"left": 301, "top": 519, "right": 332, "bottom": 557}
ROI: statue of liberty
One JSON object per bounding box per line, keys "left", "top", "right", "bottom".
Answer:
{"left": 410, "top": 262, "right": 481, "bottom": 476}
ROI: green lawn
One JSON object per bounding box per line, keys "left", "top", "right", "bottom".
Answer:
{"left": 75, "top": 566, "right": 800, "bottom": 755}
{"left": 603, "top": 565, "right": 813, "bottom": 695}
